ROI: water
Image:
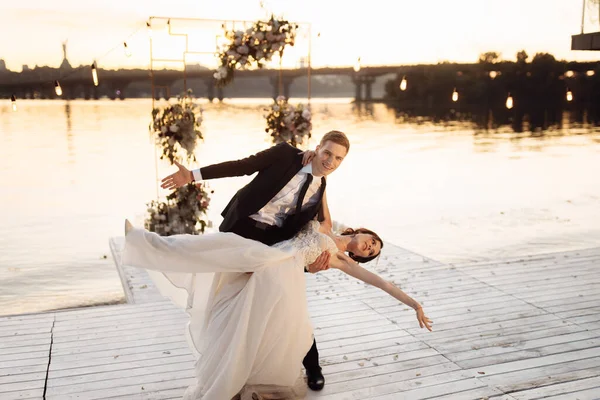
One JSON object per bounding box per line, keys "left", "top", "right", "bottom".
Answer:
{"left": 1, "top": 98, "right": 599, "bottom": 316}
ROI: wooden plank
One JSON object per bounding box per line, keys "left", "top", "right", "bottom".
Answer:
{"left": 479, "top": 361, "right": 600, "bottom": 394}
{"left": 47, "top": 361, "right": 195, "bottom": 394}
{"left": 47, "top": 376, "right": 195, "bottom": 399}
{"left": 454, "top": 337, "right": 600, "bottom": 369}
{"left": 309, "top": 368, "right": 470, "bottom": 398}
{"left": 447, "top": 331, "right": 599, "bottom": 362}
{"left": 510, "top": 375, "right": 600, "bottom": 399}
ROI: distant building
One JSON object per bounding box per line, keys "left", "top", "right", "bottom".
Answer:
{"left": 59, "top": 40, "right": 72, "bottom": 70}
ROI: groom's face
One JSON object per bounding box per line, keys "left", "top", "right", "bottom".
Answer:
{"left": 311, "top": 141, "right": 347, "bottom": 177}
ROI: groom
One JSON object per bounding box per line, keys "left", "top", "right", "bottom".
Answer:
{"left": 160, "top": 130, "right": 350, "bottom": 391}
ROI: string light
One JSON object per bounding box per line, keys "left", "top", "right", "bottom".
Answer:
{"left": 399, "top": 76, "right": 407, "bottom": 91}
{"left": 11, "top": 94, "right": 17, "bottom": 112}
{"left": 123, "top": 42, "right": 132, "bottom": 57}
{"left": 353, "top": 57, "right": 361, "bottom": 72}
{"left": 353, "top": 58, "right": 361, "bottom": 72}
{"left": 489, "top": 71, "right": 497, "bottom": 79}
{"left": 91, "top": 62, "right": 99, "bottom": 86}
{"left": 506, "top": 93, "right": 513, "bottom": 109}
{"left": 566, "top": 88, "right": 573, "bottom": 102}
{"left": 452, "top": 88, "right": 458, "bottom": 102}
{"left": 54, "top": 80, "right": 63, "bottom": 96}
{"left": 587, "top": 70, "right": 595, "bottom": 77}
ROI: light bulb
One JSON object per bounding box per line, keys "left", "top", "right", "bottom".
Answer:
{"left": 54, "top": 80, "right": 62, "bottom": 96}
{"left": 452, "top": 88, "right": 458, "bottom": 102}
{"left": 506, "top": 93, "right": 513, "bottom": 109}
{"left": 353, "top": 57, "right": 361, "bottom": 72}
{"left": 11, "top": 94, "right": 17, "bottom": 112}
{"left": 400, "top": 76, "right": 407, "bottom": 91}
{"left": 586, "top": 70, "right": 595, "bottom": 77}
{"left": 91, "top": 63, "right": 99, "bottom": 86}
{"left": 123, "top": 42, "right": 132, "bottom": 57}
{"left": 489, "top": 71, "right": 497, "bottom": 79}
{"left": 566, "top": 89, "right": 573, "bottom": 102}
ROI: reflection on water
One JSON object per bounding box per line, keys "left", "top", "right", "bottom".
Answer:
{"left": 1, "top": 99, "right": 600, "bottom": 316}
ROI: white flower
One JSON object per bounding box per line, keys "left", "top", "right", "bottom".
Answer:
{"left": 168, "top": 138, "right": 176, "bottom": 146}
{"left": 246, "top": 27, "right": 254, "bottom": 35}
{"left": 276, "top": 95, "right": 286, "bottom": 102}
{"left": 271, "top": 43, "right": 282, "bottom": 51}
{"left": 237, "top": 45, "right": 249, "bottom": 55}
{"left": 273, "top": 105, "right": 280, "bottom": 112}
{"left": 234, "top": 37, "right": 242, "bottom": 46}
{"left": 196, "top": 116, "right": 203, "bottom": 125}
{"left": 234, "top": 30, "right": 244, "bottom": 38}
{"left": 266, "top": 32, "right": 275, "bottom": 41}
{"left": 213, "top": 72, "right": 221, "bottom": 79}
{"left": 256, "top": 50, "right": 264, "bottom": 60}
{"left": 170, "top": 124, "right": 180, "bottom": 133}
{"left": 161, "top": 126, "right": 168, "bottom": 134}
{"left": 255, "top": 32, "right": 264, "bottom": 41}
{"left": 302, "top": 109, "right": 311, "bottom": 119}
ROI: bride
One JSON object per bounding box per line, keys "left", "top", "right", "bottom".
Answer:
{"left": 122, "top": 215, "right": 432, "bottom": 399}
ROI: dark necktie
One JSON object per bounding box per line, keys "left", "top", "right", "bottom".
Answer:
{"left": 295, "top": 174, "right": 313, "bottom": 215}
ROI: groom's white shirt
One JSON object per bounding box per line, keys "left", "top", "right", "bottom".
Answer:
{"left": 192, "top": 165, "right": 321, "bottom": 228}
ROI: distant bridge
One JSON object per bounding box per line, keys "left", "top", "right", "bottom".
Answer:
{"left": 1, "top": 61, "right": 597, "bottom": 102}
{"left": 0, "top": 65, "right": 411, "bottom": 102}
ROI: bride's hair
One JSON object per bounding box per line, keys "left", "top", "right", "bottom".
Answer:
{"left": 340, "top": 227, "right": 384, "bottom": 263}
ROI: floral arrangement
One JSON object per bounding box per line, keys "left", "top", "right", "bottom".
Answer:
{"left": 213, "top": 16, "right": 298, "bottom": 86}
{"left": 146, "top": 89, "right": 211, "bottom": 237}
{"left": 144, "top": 183, "right": 212, "bottom": 236}
{"left": 151, "top": 90, "right": 203, "bottom": 164}
{"left": 265, "top": 96, "right": 312, "bottom": 147}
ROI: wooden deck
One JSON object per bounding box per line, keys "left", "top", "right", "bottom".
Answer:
{"left": 1, "top": 237, "right": 599, "bottom": 399}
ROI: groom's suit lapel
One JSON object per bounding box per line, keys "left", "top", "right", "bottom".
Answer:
{"left": 259, "top": 153, "right": 304, "bottom": 205}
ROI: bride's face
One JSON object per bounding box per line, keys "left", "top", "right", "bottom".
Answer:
{"left": 348, "top": 234, "right": 382, "bottom": 258}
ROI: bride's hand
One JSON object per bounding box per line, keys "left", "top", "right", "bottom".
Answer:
{"left": 301, "top": 150, "right": 316, "bottom": 166}
{"left": 415, "top": 306, "right": 433, "bottom": 331}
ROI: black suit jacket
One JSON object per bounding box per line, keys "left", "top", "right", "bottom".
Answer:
{"left": 200, "top": 142, "right": 326, "bottom": 241}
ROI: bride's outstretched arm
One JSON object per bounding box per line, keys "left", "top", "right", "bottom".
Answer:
{"left": 329, "top": 252, "right": 433, "bottom": 331}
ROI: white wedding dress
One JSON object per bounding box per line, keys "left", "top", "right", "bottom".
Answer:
{"left": 122, "top": 221, "right": 339, "bottom": 400}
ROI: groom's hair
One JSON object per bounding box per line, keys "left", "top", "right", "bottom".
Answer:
{"left": 320, "top": 130, "right": 350, "bottom": 153}
{"left": 341, "top": 227, "right": 383, "bottom": 263}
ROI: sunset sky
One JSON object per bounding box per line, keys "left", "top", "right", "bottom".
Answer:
{"left": 0, "top": 0, "right": 598, "bottom": 72}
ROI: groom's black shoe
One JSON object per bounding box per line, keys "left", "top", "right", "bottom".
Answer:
{"left": 306, "top": 367, "right": 325, "bottom": 391}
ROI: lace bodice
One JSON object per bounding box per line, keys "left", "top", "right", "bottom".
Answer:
{"left": 273, "top": 221, "right": 339, "bottom": 266}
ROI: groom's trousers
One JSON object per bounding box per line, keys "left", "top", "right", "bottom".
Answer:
{"left": 226, "top": 217, "right": 322, "bottom": 373}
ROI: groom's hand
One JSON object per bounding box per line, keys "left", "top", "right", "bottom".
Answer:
{"left": 306, "top": 251, "right": 330, "bottom": 273}
{"left": 161, "top": 160, "right": 193, "bottom": 190}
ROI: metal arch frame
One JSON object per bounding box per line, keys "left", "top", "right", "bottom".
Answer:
{"left": 147, "top": 16, "right": 313, "bottom": 199}
{"left": 147, "top": 16, "right": 313, "bottom": 108}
